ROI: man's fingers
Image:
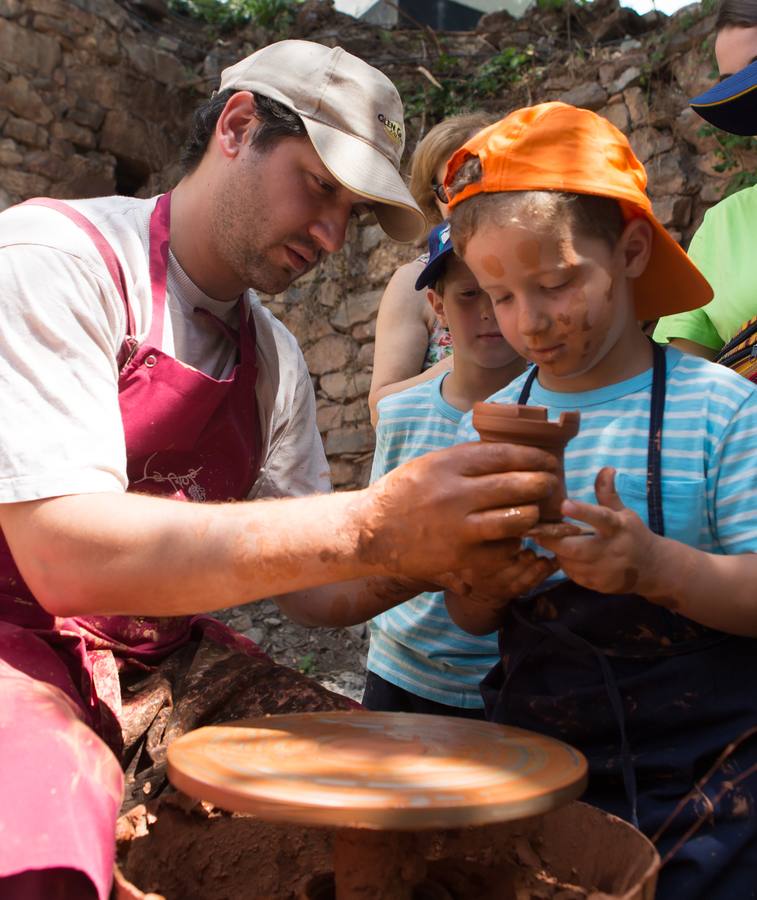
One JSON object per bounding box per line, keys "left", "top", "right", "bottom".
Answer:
{"left": 468, "top": 471, "right": 558, "bottom": 512}
{"left": 466, "top": 504, "right": 541, "bottom": 541}
{"left": 447, "top": 441, "right": 559, "bottom": 476}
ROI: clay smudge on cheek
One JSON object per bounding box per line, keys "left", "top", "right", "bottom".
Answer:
{"left": 556, "top": 313, "right": 572, "bottom": 326}
{"left": 481, "top": 255, "right": 505, "bottom": 278}
{"left": 581, "top": 310, "right": 592, "bottom": 332}
{"left": 581, "top": 338, "right": 592, "bottom": 357}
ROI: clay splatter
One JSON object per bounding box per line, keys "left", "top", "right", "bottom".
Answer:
{"left": 481, "top": 254, "right": 505, "bottom": 277}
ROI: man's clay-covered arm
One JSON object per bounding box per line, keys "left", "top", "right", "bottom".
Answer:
{"left": 0, "top": 443, "right": 558, "bottom": 620}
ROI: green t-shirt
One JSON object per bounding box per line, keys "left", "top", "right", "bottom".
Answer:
{"left": 654, "top": 184, "right": 757, "bottom": 351}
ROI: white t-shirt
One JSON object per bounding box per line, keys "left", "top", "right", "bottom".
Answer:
{"left": 0, "top": 195, "right": 331, "bottom": 503}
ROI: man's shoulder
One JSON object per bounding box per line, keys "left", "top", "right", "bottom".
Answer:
{"left": 0, "top": 194, "right": 153, "bottom": 268}
{"left": 249, "top": 296, "right": 304, "bottom": 363}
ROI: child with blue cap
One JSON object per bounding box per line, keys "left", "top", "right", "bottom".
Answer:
{"left": 363, "top": 222, "right": 536, "bottom": 718}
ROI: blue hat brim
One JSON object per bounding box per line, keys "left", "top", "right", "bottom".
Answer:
{"left": 414, "top": 249, "right": 453, "bottom": 291}
{"left": 690, "top": 60, "right": 757, "bottom": 136}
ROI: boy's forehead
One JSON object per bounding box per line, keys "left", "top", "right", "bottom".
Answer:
{"left": 441, "top": 252, "right": 476, "bottom": 282}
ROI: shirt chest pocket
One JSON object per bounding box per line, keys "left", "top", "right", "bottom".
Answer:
{"left": 615, "top": 472, "right": 708, "bottom": 548}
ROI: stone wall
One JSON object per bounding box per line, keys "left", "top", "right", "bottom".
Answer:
{"left": 2, "top": 0, "right": 754, "bottom": 489}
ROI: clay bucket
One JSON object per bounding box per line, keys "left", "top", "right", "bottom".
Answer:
{"left": 115, "top": 798, "right": 659, "bottom": 900}
{"left": 472, "top": 402, "right": 580, "bottom": 522}
{"left": 532, "top": 801, "right": 659, "bottom": 899}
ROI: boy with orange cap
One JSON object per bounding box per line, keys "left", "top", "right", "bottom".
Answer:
{"left": 444, "top": 102, "right": 757, "bottom": 898}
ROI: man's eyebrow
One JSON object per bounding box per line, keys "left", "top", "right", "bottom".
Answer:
{"left": 719, "top": 56, "right": 757, "bottom": 81}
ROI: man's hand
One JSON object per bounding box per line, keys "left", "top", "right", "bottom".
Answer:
{"left": 531, "top": 466, "right": 663, "bottom": 595}
{"left": 358, "top": 441, "right": 559, "bottom": 586}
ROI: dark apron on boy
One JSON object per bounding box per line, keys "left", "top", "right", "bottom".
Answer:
{"left": 482, "top": 342, "right": 757, "bottom": 899}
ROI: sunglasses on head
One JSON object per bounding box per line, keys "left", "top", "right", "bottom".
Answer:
{"left": 431, "top": 180, "right": 449, "bottom": 204}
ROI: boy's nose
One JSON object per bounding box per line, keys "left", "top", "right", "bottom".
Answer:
{"left": 518, "top": 299, "right": 549, "bottom": 336}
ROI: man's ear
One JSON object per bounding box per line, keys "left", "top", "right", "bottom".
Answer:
{"left": 617, "top": 217, "right": 653, "bottom": 279}
{"left": 215, "top": 91, "right": 260, "bottom": 160}
{"left": 427, "top": 288, "right": 448, "bottom": 329}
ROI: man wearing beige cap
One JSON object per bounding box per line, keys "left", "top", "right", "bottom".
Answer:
{"left": 0, "top": 40, "right": 554, "bottom": 898}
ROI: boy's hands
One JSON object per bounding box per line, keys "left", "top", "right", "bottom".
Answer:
{"left": 360, "top": 441, "right": 559, "bottom": 587}
{"left": 532, "top": 466, "right": 664, "bottom": 596}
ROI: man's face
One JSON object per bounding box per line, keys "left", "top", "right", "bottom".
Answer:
{"left": 211, "top": 132, "right": 371, "bottom": 295}
{"left": 715, "top": 25, "right": 757, "bottom": 78}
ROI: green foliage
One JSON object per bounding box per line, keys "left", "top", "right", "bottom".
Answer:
{"left": 169, "top": 0, "right": 301, "bottom": 29}
{"left": 698, "top": 125, "right": 757, "bottom": 197}
{"left": 298, "top": 652, "right": 316, "bottom": 675}
{"left": 404, "top": 46, "right": 534, "bottom": 121}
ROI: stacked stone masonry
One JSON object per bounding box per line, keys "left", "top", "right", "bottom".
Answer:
{"left": 2, "top": 0, "right": 754, "bottom": 489}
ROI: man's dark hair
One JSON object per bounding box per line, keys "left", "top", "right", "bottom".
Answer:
{"left": 716, "top": 0, "right": 757, "bottom": 30}
{"left": 180, "top": 89, "right": 307, "bottom": 173}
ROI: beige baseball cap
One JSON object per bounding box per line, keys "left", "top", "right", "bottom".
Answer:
{"left": 219, "top": 40, "right": 426, "bottom": 242}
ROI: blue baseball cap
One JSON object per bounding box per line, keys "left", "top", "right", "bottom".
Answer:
{"left": 689, "top": 59, "right": 757, "bottom": 136}
{"left": 415, "top": 222, "right": 455, "bottom": 291}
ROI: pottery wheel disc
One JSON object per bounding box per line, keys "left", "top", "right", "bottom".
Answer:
{"left": 167, "top": 711, "right": 587, "bottom": 830}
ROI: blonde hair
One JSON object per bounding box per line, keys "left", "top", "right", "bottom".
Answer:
{"left": 408, "top": 112, "right": 495, "bottom": 227}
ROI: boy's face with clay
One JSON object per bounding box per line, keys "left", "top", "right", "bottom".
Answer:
{"left": 429, "top": 255, "right": 519, "bottom": 369}
{"left": 462, "top": 215, "right": 651, "bottom": 390}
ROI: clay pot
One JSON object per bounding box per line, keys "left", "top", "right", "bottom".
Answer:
{"left": 472, "top": 403, "right": 580, "bottom": 522}
{"left": 115, "top": 798, "right": 658, "bottom": 900}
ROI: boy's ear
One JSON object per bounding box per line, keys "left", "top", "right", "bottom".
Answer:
{"left": 617, "top": 218, "right": 653, "bottom": 278}
{"left": 427, "top": 288, "right": 448, "bottom": 329}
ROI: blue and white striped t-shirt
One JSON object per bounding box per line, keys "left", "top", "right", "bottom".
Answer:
{"left": 368, "top": 375, "right": 499, "bottom": 709}
{"left": 455, "top": 347, "right": 757, "bottom": 592}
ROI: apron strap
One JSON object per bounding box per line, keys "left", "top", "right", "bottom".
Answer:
{"left": 646, "top": 340, "right": 667, "bottom": 537}
{"left": 21, "top": 198, "right": 135, "bottom": 335}
{"left": 145, "top": 192, "right": 171, "bottom": 349}
{"left": 516, "top": 364, "right": 539, "bottom": 405}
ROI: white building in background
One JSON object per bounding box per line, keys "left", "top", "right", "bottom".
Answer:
{"left": 334, "top": 0, "right": 699, "bottom": 23}
{"left": 334, "top": 0, "right": 535, "bottom": 28}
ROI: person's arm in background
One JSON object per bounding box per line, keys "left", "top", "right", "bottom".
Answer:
{"left": 369, "top": 260, "right": 452, "bottom": 426}
{"left": 668, "top": 338, "right": 717, "bottom": 360}
{"left": 654, "top": 188, "right": 757, "bottom": 359}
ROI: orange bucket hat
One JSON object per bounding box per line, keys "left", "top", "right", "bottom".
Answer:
{"left": 444, "top": 102, "right": 712, "bottom": 320}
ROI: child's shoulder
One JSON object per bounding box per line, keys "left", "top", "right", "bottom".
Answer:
{"left": 376, "top": 375, "right": 452, "bottom": 425}
{"left": 666, "top": 347, "right": 757, "bottom": 407}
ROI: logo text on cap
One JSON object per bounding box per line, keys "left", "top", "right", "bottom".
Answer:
{"left": 377, "top": 113, "right": 403, "bottom": 145}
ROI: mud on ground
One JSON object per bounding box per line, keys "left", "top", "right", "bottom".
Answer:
{"left": 213, "top": 601, "right": 369, "bottom": 703}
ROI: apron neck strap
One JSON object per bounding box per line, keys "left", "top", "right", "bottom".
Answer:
{"left": 145, "top": 192, "right": 171, "bottom": 349}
